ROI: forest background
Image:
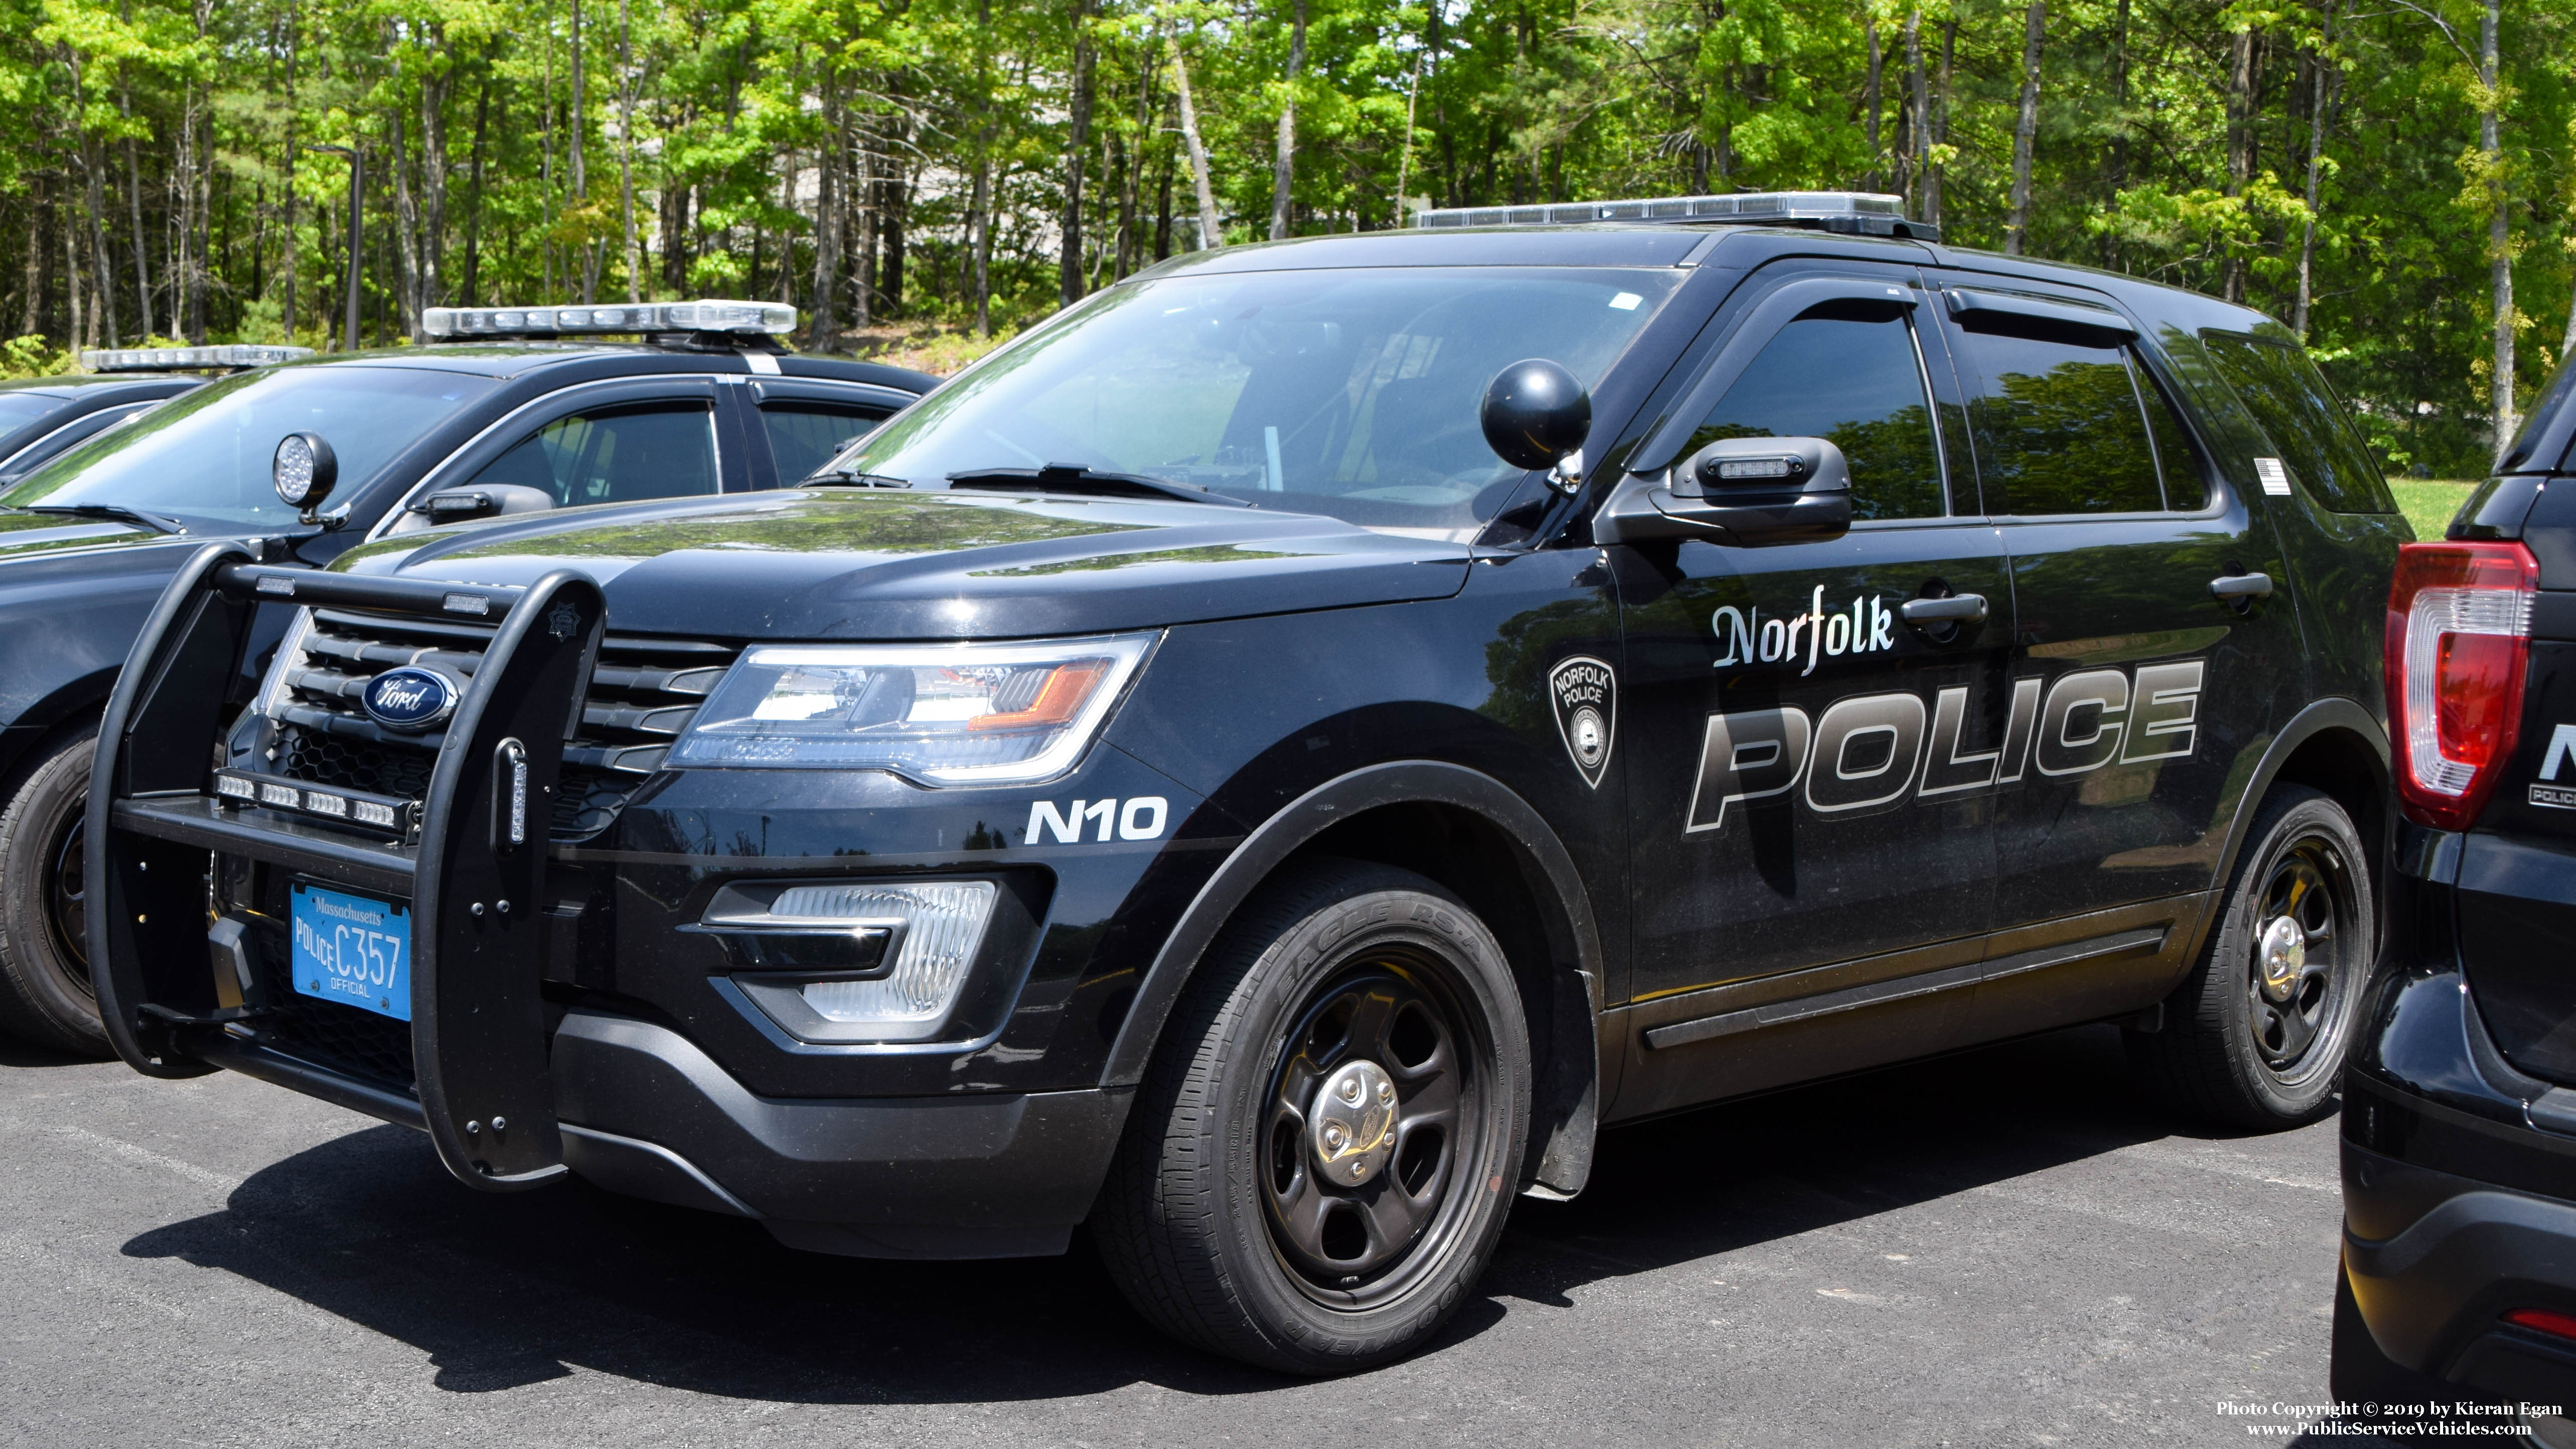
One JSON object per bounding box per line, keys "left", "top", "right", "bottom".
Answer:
{"left": 0, "top": 0, "right": 2562, "bottom": 476}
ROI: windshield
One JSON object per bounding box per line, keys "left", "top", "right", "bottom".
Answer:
{"left": 0, "top": 366, "right": 500, "bottom": 527}
{"left": 828, "top": 266, "right": 1682, "bottom": 538}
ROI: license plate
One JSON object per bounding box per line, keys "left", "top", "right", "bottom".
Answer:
{"left": 289, "top": 882, "right": 413, "bottom": 1022}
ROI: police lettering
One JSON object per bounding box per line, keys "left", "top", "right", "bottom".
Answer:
{"left": 1684, "top": 661, "right": 2205, "bottom": 834}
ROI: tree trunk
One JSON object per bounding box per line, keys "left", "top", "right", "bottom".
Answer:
{"left": 572, "top": 0, "right": 595, "bottom": 302}
{"left": 1863, "top": 18, "right": 1882, "bottom": 193}
{"left": 1902, "top": 11, "right": 1925, "bottom": 214}
{"left": 2006, "top": 0, "right": 2046, "bottom": 254}
{"left": 2223, "top": 24, "right": 2257, "bottom": 303}
{"left": 390, "top": 80, "right": 421, "bottom": 341}
{"left": 810, "top": 81, "right": 844, "bottom": 350}
{"left": 2482, "top": 0, "right": 2514, "bottom": 462}
{"left": 1269, "top": 0, "right": 1307, "bottom": 241}
{"left": 1060, "top": 0, "right": 1094, "bottom": 304}
{"left": 2294, "top": 0, "right": 2336, "bottom": 339}
{"left": 1173, "top": 42, "right": 1220, "bottom": 248}
{"left": 617, "top": 0, "right": 641, "bottom": 303}
{"left": 420, "top": 39, "right": 449, "bottom": 315}
{"left": 1926, "top": 19, "right": 1954, "bottom": 229}
{"left": 462, "top": 51, "right": 492, "bottom": 307}
{"left": 278, "top": 0, "right": 295, "bottom": 338}
{"left": 120, "top": 82, "right": 153, "bottom": 339}
{"left": 20, "top": 177, "right": 41, "bottom": 339}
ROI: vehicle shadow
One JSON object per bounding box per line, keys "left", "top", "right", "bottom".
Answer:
{"left": 0, "top": 1037, "right": 108, "bottom": 1068}
{"left": 117, "top": 1023, "right": 2277, "bottom": 1401}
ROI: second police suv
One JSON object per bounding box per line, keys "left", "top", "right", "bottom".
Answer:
{"left": 91, "top": 193, "right": 2406, "bottom": 1373}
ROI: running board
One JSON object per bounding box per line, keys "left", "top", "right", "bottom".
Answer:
{"left": 1642, "top": 926, "right": 2168, "bottom": 1051}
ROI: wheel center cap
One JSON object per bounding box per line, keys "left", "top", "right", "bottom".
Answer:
{"left": 2258, "top": 915, "right": 2306, "bottom": 1000}
{"left": 1309, "top": 1059, "right": 1398, "bottom": 1187}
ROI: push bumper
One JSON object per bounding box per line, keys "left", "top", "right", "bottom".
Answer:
{"left": 551, "top": 1010, "right": 1131, "bottom": 1259}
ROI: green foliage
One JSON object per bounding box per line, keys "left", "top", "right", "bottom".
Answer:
{"left": 0, "top": 0, "right": 2567, "bottom": 476}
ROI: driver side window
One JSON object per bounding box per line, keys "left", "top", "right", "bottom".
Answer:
{"left": 1687, "top": 304, "right": 1948, "bottom": 520}
{"left": 469, "top": 403, "right": 719, "bottom": 507}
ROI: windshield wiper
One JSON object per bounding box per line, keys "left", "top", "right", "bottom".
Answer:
{"left": 946, "top": 464, "right": 1252, "bottom": 508}
{"left": 803, "top": 467, "right": 912, "bottom": 488}
{"left": 20, "top": 502, "right": 187, "bottom": 534}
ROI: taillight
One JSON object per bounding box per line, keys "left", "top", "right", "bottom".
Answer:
{"left": 2386, "top": 540, "right": 2537, "bottom": 829}
{"left": 2503, "top": 1307, "right": 2576, "bottom": 1342}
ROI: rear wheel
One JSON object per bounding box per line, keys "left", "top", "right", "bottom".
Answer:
{"left": 2129, "top": 784, "right": 2371, "bottom": 1129}
{"left": 1095, "top": 859, "right": 1531, "bottom": 1373}
{"left": 0, "top": 726, "right": 109, "bottom": 1056}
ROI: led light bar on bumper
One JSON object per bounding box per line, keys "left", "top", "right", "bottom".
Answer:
{"left": 667, "top": 634, "right": 1154, "bottom": 784}
{"left": 423, "top": 299, "right": 798, "bottom": 339}
{"left": 699, "top": 880, "right": 1000, "bottom": 1044}
{"left": 82, "top": 344, "right": 314, "bottom": 371}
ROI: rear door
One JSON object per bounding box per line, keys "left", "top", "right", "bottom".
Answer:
{"left": 1931, "top": 276, "right": 2304, "bottom": 1036}
{"left": 1612, "top": 259, "right": 2016, "bottom": 1115}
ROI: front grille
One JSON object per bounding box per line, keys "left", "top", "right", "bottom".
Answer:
{"left": 254, "top": 606, "right": 735, "bottom": 842}
{"left": 243, "top": 994, "right": 417, "bottom": 1091}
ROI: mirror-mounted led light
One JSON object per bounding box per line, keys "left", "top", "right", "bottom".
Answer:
{"left": 81, "top": 344, "right": 314, "bottom": 372}
{"left": 272, "top": 430, "right": 339, "bottom": 514}
{"left": 423, "top": 299, "right": 799, "bottom": 339}
{"left": 1716, "top": 457, "right": 1798, "bottom": 480}
{"left": 1412, "top": 190, "right": 1934, "bottom": 240}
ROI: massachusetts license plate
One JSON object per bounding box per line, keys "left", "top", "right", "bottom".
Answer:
{"left": 289, "top": 882, "right": 413, "bottom": 1022}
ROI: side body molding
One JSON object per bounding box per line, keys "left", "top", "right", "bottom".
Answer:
{"left": 1102, "top": 759, "right": 1610, "bottom": 1197}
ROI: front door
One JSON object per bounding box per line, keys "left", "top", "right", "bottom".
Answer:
{"left": 1612, "top": 260, "right": 2015, "bottom": 1115}
{"left": 1931, "top": 274, "right": 2305, "bottom": 1035}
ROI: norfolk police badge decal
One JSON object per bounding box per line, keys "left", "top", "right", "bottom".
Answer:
{"left": 1548, "top": 656, "right": 1616, "bottom": 789}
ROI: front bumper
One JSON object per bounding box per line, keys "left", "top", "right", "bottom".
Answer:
{"left": 552, "top": 1010, "right": 1131, "bottom": 1258}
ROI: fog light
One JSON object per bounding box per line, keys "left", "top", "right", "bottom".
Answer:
{"left": 704, "top": 880, "right": 998, "bottom": 1044}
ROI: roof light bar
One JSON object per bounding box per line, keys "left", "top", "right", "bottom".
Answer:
{"left": 423, "top": 299, "right": 798, "bottom": 340}
{"left": 81, "top": 344, "right": 315, "bottom": 373}
{"left": 1409, "top": 190, "right": 1937, "bottom": 241}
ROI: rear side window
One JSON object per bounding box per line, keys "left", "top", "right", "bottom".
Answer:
{"left": 762, "top": 404, "right": 887, "bottom": 482}
{"left": 469, "top": 404, "right": 719, "bottom": 507}
{"left": 2201, "top": 332, "right": 2396, "bottom": 514}
{"left": 1953, "top": 330, "right": 2189, "bottom": 514}
{"left": 1687, "top": 305, "right": 1947, "bottom": 520}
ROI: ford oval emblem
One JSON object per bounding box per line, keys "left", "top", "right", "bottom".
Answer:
{"left": 361, "top": 666, "right": 459, "bottom": 732}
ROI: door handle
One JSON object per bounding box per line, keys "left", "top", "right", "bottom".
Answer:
{"left": 1899, "top": 593, "right": 1989, "bottom": 627}
{"left": 2209, "top": 572, "right": 2274, "bottom": 601}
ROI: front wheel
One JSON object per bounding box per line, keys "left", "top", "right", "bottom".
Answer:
{"left": 0, "top": 726, "right": 110, "bottom": 1056}
{"left": 2129, "top": 784, "right": 2372, "bottom": 1129}
{"left": 1095, "top": 860, "right": 1531, "bottom": 1373}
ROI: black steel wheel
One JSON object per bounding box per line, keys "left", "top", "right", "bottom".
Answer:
{"left": 1096, "top": 858, "right": 1531, "bottom": 1373}
{"left": 0, "top": 725, "right": 111, "bottom": 1055}
{"left": 2129, "top": 784, "right": 2373, "bottom": 1129}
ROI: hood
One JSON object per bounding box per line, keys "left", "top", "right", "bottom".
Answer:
{"left": 333, "top": 488, "right": 1473, "bottom": 639}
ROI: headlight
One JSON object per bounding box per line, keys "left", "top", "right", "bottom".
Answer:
{"left": 666, "top": 633, "right": 1155, "bottom": 784}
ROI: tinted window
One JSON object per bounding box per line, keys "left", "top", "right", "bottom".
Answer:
{"left": 1688, "top": 309, "right": 1945, "bottom": 520}
{"left": 2202, "top": 332, "right": 2396, "bottom": 514}
{"left": 1954, "top": 331, "right": 2162, "bottom": 515}
{"left": 0, "top": 366, "right": 500, "bottom": 526}
{"left": 764, "top": 405, "right": 885, "bottom": 482}
{"left": 469, "top": 405, "right": 718, "bottom": 506}
{"left": 835, "top": 266, "right": 1681, "bottom": 540}
{"left": 0, "top": 393, "right": 68, "bottom": 432}
{"left": 2140, "top": 372, "right": 2209, "bottom": 510}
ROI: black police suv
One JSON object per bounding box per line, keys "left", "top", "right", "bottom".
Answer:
{"left": 0, "top": 306, "right": 928, "bottom": 1054}
{"left": 0, "top": 346, "right": 274, "bottom": 484}
{"left": 2334, "top": 356, "right": 2576, "bottom": 1407}
{"left": 90, "top": 194, "right": 2404, "bottom": 1373}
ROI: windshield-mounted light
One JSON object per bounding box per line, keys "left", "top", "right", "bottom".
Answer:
{"left": 423, "top": 299, "right": 798, "bottom": 340}
{"left": 81, "top": 345, "right": 314, "bottom": 372}
{"left": 667, "top": 634, "right": 1156, "bottom": 784}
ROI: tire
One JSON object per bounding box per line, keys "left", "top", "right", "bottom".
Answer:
{"left": 2129, "top": 783, "right": 2373, "bottom": 1130}
{"left": 0, "top": 726, "right": 111, "bottom": 1056}
{"left": 1095, "top": 859, "right": 1532, "bottom": 1374}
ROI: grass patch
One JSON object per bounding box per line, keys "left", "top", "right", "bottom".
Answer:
{"left": 2389, "top": 479, "right": 2477, "bottom": 541}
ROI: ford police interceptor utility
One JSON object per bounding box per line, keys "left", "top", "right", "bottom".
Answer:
{"left": 89, "top": 194, "right": 2406, "bottom": 1373}
{"left": 2334, "top": 353, "right": 2576, "bottom": 1405}
{"left": 0, "top": 310, "right": 929, "bottom": 1055}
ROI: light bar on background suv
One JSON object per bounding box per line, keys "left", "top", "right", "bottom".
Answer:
{"left": 81, "top": 345, "right": 315, "bottom": 372}
{"left": 423, "top": 300, "right": 799, "bottom": 340}
{"left": 1409, "top": 190, "right": 1937, "bottom": 241}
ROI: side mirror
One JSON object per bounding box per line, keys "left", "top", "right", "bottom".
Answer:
{"left": 1481, "top": 359, "right": 1591, "bottom": 474}
{"left": 272, "top": 431, "right": 339, "bottom": 522}
{"left": 403, "top": 484, "right": 557, "bottom": 527}
{"left": 1593, "top": 436, "right": 1854, "bottom": 548}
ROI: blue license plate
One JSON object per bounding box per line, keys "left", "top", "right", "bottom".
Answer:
{"left": 289, "top": 882, "right": 413, "bottom": 1022}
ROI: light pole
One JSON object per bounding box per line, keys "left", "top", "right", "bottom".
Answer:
{"left": 304, "top": 143, "right": 362, "bottom": 352}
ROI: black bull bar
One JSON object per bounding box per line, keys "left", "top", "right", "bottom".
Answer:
{"left": 89, "top": 542, "right": 604, "bottom": 1190}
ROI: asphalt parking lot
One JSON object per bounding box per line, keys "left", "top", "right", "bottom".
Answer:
{"left": 2, "top": 1023, "right": 2350, "bottom": 1447}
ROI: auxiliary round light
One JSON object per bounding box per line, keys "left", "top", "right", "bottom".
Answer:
{"left": 273, "top": 431, "right": 339, "bottom": 512}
